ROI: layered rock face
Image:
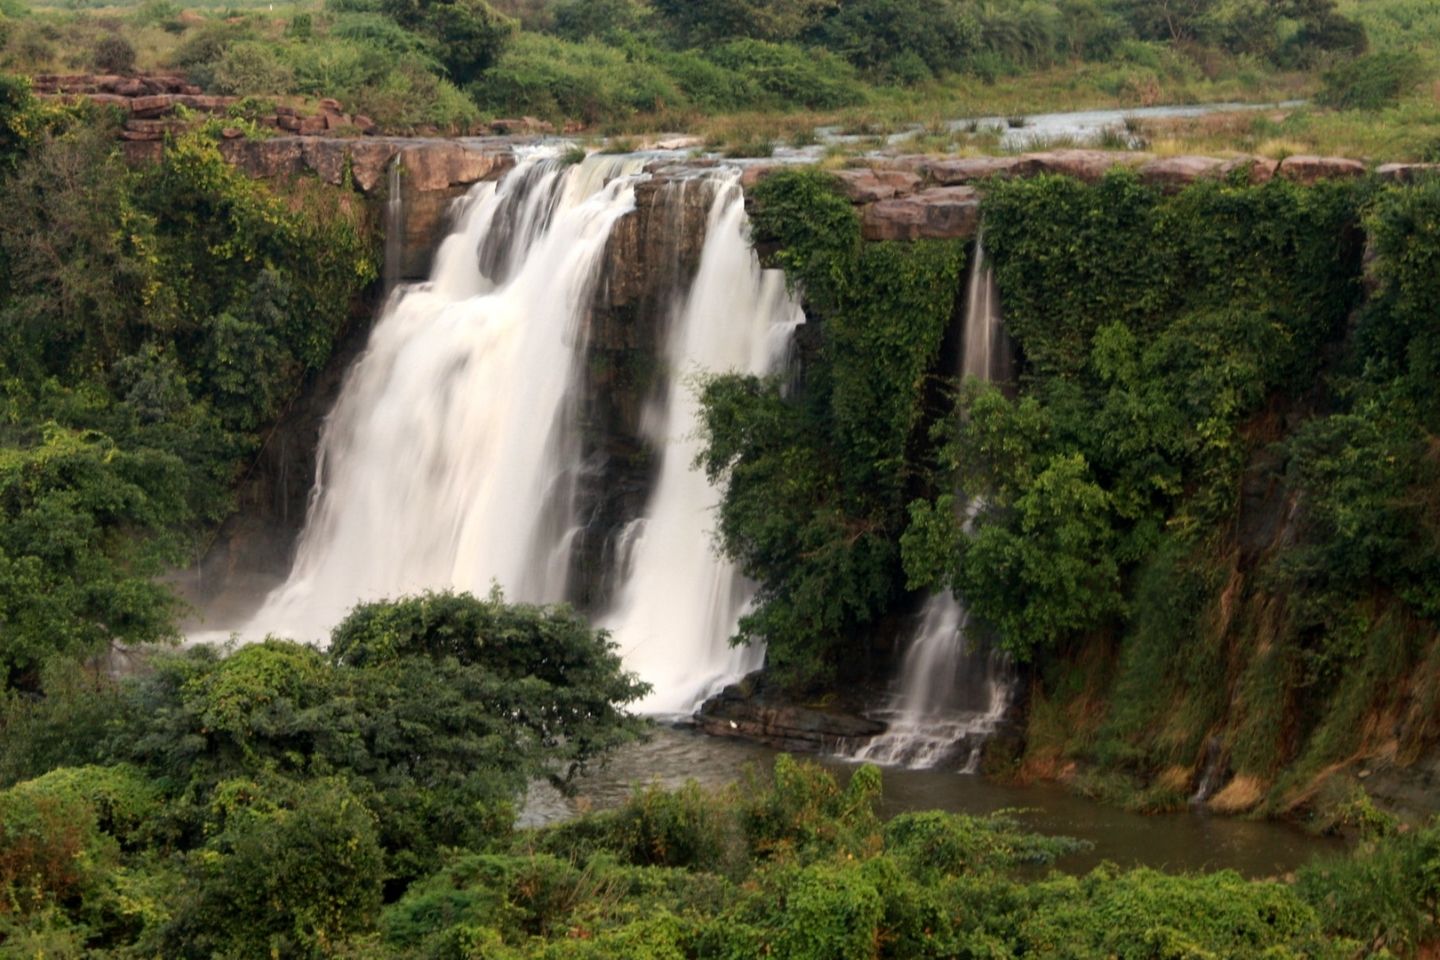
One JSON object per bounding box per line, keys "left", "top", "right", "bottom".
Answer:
{"left": 567, "top": 168, "right": 723, "bottom": 610}
{"left": 215, "top": 137, "right": 518, "bottom": 279}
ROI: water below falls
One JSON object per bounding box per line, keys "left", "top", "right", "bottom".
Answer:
{"left": 215, "top": 152, "right": 804, "bottom": 717}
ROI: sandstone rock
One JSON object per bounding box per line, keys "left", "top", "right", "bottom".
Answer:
{"left": 174, "top": 94, "right": 233, "bottom": 113}
{"left": 129, "top": 94, "right": 175, "bottom": 119}
{"left": 220, "top": 126, "right": 245, "bottom": 140}
{"left": 861, "top": 185, "right": 980, "bottom": 241}
{"left": 1277, "top": 154, "right": 1367, "bottom": 184}
{"left": 219, "top": 137, "right": 306, "bottom": 180}
{"left": 1218, "top": 155, "right": 1277, "bottom": 184}
{"left": 1023, "top": 148, "right": 1151, "bottom": 182}
{"left": 318, "top": 97, "right": 343, "bottom": 113}
{"left": 275, "top": 105, "right": 297, "bottom": 118}
{"left": 276, "top": 114, "right": 302, "bottom": 132}
{"left": 300, "top": 138, "right": 352, "bottom": 185}
{"left": 488, "top": 116, "right": 554, "bottom": 135}
{"left": 832, "top": 167, "right": 922, "bottom": 203}
{"left": 299, "top": 114, "right": 326, "bottom": 135}
{"left": 343, "top": 140, "right": 405, "bottom": 192}
{"left": 652, "top": 134, "right": 704, "bottom": 151}
{"left": 113, "top": 78, "right": 146, "bottom": 98}
{"left": 1376, "top": 162, "right": 1440, "bottom": 183}
{"left": 921, "top": 154, "right": 1040, "bottom": 185}
{"left": 353, "top": 115, "right": 377, "bottom": 135}
{"left": 739, "top": 163, "right": 782, "bottom": 189}
{"left": 1138, "top": 155, "right": 1226, "bottom": 190}
{"left": 121, "top": 139, "right": 164, "bottom": 165}
{"left": 120, "top": 127, "right": 164, "bottom": 142}
{"left": 84, "top": 94, "right": 131, "bottom": 110}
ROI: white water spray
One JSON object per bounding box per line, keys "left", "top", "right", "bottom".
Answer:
{"left": 848, "top": 231, "right": 1015, "bottom": 770}
{"left": 604, "top": 174, "right": 804, "bottom": 715}
{"left": 234, "top": 153, "right": 646, "bottom": 642}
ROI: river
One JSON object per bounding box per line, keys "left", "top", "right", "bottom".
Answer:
{"left": 522, "top": 724, "right": 1342, "bottom": 878}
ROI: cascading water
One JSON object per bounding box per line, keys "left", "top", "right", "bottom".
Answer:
{"left": 217, "top": 154, "right": 804, "bottom": 717}
{"left": 601, "top": 173, "right": 804, "bottom": 716}
{"left": 233, "top": 152, "right": 646, "bottom": 642}
{"left": 847, "top": 230, "right": 1015, "bottom": 771}
{"left": 382, "top": 155, "right": 403, "bottom": 295}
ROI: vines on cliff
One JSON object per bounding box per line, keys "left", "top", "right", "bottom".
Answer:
{"left": 696, "top": 168, "right": 966, "bottom": 689}
{"left": 0, "top": 84, "right": 376, "bottom": 691}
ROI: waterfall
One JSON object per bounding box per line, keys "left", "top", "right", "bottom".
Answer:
{"left": 215, "top": 154, "right": 804, "bottom": 717}
{"left": 382, "top": 155, "right": 403, "bottom": 294}
{"left": 233, "top": 152, "right": 646, "bottom": 642}
{"left": 602, "top": 174, "right": 804, "bottom": 716}
{"left": 846, "top": 231, "right": 1015, "bottom": 771}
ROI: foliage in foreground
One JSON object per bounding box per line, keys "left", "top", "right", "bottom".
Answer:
{"left": 5, "top": 729, "right": 1440, "bottom": 958}
{"left": 0, "top": 590, "right": 649, "bottom": 956}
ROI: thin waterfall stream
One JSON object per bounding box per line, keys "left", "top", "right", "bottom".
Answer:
{"left": 846, "top": 231, "right": 1016, "bottom": 771}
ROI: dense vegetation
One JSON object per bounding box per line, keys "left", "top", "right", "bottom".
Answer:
{"left": 709, "top": 163, "right": 1440, "bottom": 820}
{"left": 0, "top": 0, "right": 1390, "bottom": 139}
{"left": 0, "top": 78, "right": 373, "bottom": 693}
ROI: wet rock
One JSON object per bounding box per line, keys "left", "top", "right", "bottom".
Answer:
{"left": 861, "top": 185, "right": 980, "bottom": 241}
{"left": 696, "top": 680, "right": 887, "bottom": 752}
{"left": 1277, "top": 155, "right": 1367, "bottom": 184}
{"left": 832, "top": 167, "right": 922, "bottom": 203}
{"left": 1023, "top": 148, "right": 1151, "bottom": 182}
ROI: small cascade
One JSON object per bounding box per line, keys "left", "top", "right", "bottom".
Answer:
{"left": 382, "top": 155, "right": 403, "bottom": 295}
{"left": 233, "top": 151, "right": 647, "bottom": 642}
{"left": 849, "top": 595, "right": 1013, "bottom": 770}
{"left": 845, "top": 230, "right": 1015, "bottom": 770}
{"left": 602, "top": 173, "right": 804, "bottom": 715}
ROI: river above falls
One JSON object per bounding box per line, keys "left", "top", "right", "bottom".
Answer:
{"left": 521, "top": 725, "right": 1342, "bottom": 878}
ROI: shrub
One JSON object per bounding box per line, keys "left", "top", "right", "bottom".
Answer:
{"left": 91, "top": 34, "right": 135, "bottom": 74}
{"left": 210, "top": 41, "right": 295, "bottom": 95}
{"left": 1318, "top": 50, "right": 1426, "bottom": 110}
{"left": 471, "top": 33, "right": 682, "bottom": 123}
{"left": 706, "top": 39, "right": 865, "bottom": 109}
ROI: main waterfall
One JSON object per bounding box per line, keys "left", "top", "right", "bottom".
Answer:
{"left": 225, "top": 153, "right": 802, "bottom": 715}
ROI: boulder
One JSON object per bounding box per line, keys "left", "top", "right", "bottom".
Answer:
{"left": 318, "top": 97, "right": 344, "bottom": 113}
{"left": 218, "top": 137, "right": 307, "bottom": 180}
{"left": 1023, "top": 148, "right": 1151, "bottom": 182}
{"left": 1138, "top": 155, "right": 1226, "bottom": 191}
{"left": 832, "top": 167, "right": 922, "bottom": 203}
{"left": 299, "top": 114, "right": 326, "bottom": 135}
{"left": 1376, "top": 162, "right": 1440, "bottom": 184}
{"left": 739, "top": 163, "right": 782, "bottom": 189}
{"left": 1218, "top": 155, "right": 1278, "bottom": 184}
{"left": 129, "top": 94, "right": 175, "bottom": 119}
{"left": 696, "top": 681, "right": 886, "bottom": 753}
{"left": 397, "top": 141, "right": 511, "bottom": 192}
{"left": 921, "top": 154, "right": 1040, "bottom": 185}
{"left": 488, "top": 116, "right": 553, "bottom": 135}
{"left": 861, "top": 185, "right": 981, "bottom": 241}
{"left": 342, "top": 140, "right": 405, "bottom": 192}
{"left": 1277, "top": 155, "right": 1367, "bottom": 184}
